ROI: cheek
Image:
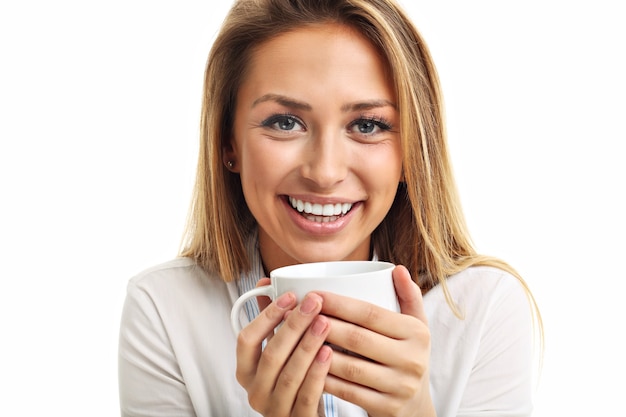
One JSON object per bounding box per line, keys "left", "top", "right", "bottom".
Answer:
{"left": 360, "top": 146, "right": 403, "bottom": 187}
{"left": 242, "top": 130, "right": 309, "bottom": 169}
{"left": 238, "top": 140, "right": 294, "bottom": 191}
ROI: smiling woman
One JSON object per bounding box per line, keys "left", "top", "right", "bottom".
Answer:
{"left": 118, "top": 0, "right": 542, "bottom": 416}
{"left": 225, "top": 24, "right": 402, "bottom": 270}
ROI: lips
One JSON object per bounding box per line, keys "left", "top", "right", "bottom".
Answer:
{"left": 288, "top": 196, "right": 353, "bottom": 223}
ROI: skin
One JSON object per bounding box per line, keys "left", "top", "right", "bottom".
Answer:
{"left": 226, "top": 23, "right": 402, "bottom": 273}
{"left": 229, "top": 24, "right": 435, "bottom": 417}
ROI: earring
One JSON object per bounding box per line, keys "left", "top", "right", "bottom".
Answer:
{"left": 226, "top": 160, "right": 234, "bottom": 169}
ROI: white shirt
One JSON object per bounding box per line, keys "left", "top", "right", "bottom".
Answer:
{"left": 119, "top": 244, "right": 534, "bottom": 416}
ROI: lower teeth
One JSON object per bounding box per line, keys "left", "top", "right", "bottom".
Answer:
{"left": 305, "top": 214, "right": 339, "bottom": 223}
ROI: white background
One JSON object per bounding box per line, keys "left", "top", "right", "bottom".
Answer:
{"left": 1, "top": 1, "right": 624, "bottom": 415}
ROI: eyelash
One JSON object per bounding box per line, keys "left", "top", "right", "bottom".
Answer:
{"left": 260, "top": 113, "right": 393, "bottom": 135}
{"left": 260, "top": 113, "right": 303, "bottom": 131}
{"left": 350, "top": 115, "right": 393, "bottom": 134}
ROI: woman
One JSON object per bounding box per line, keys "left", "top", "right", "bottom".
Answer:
{"left": 118, "top": 0, "right": 542, "bottom": 416}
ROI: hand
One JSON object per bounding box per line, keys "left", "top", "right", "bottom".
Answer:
{"left": 236, "top": 278, "right": 333, "bottom": 417}
{"left": 319, "top": 265, "right": 436, "bottom": 417}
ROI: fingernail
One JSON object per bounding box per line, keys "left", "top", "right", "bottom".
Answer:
{"left": 310, "top": 316, "right": 328, "bottom": 336}
{"left": 276, "top": 292, "right": 295, "bottom": 309}
{"left": 300, "top": 294, "right": 320, "bottom": 314}
{"left": 316, "top": 346, "right": 331, "bottom": 363}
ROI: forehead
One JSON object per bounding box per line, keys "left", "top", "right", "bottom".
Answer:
{"left": 239, "top": 23, "right": 394, "bottom": 104}
{"left": 255, "top": 23, "right": 386, "bottom": 67}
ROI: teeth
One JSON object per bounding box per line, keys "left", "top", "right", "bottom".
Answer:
{"left": 304, "top": 214, "right": 339, "bottom": 223}
{"left": 312, "top": 204, "right": 323, "bottom": 215}
{"left": 289, "top": 197, "right": 353, "bottom": 217}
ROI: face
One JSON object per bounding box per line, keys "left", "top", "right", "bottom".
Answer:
{"left": 227, "top": 24, "right": 402, "bottom": 272}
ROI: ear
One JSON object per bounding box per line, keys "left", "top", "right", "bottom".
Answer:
{"left": 222, "top": 143, "right": 240, "bottom": 172}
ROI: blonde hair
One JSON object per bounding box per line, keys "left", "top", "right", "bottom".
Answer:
{"left": 180, "top": 0, "right": 542, "bottom": 345}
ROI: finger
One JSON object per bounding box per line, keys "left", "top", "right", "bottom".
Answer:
{"left": 255, "top": 277, "right": 272, "bottom": 312}
{"left": 327, "top": 349, "right": 398, "bottom": 393}
{"left": 317, "top": 292, "right": 409, "bottom": 339}
{"left": 326, "top": 314, "right": 404, "bottom": 364}
{"left": 253, "top": 293, "right": 324, "bottom": 399}
{"left": 236, "top": 291, "right": 296, "bottom": 386}
{"left": 325, "top": 315, "right": 427, "bottom": 366}
{"left": 324, "top": 372, "right": 398, "bottom": 416}
{"left": 253, "top": 278, "right": 276, "bottom": 343}
{"left": 326, "top": 361, "right": 432, "bottom": 417}
{"left": 325, "top": 316, "right": 382, "bottom": 362}
{"left": 392, "top": 265, "right": 428, "bottom": 324}
{"left": 273, "top": 316, "right": 331, "bottom": 416}
{"left": 292, "top": 345, "right": 333, "bottom": 416}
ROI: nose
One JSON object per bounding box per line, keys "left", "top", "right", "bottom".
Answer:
{"left": 300, "top": 128, "right": 348, "bottom": 189}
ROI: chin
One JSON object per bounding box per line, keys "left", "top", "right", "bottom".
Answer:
{"left": 291, "top": 248, "right": 366, "bottom": 264}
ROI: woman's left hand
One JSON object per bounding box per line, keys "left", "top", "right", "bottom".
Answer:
{"left": 318, "top": 265, "right": 436, "bottom": 417}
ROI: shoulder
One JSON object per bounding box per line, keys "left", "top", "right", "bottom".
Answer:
{"left": 424, "top": 265, "right": 531, "bottom": 338}
{"left": 425, "top": 266, "right": 527, "bottom": 312}
{"left": 121, "top": 257, "right": 239, "bottom": 353}
{"left": 124, "top": 257, "right": 237, "bottom": 315}
{"left": 128, "top": 257, "right": 225, "bottom": 293}
{"left": 129, "top": 257, "right": 205, "bottom": 287}
{"left": 119, "top": 258, "right": 247, "bottom": 415}
{"left": 448, "top": 265, "right": 524, "bottom": 294}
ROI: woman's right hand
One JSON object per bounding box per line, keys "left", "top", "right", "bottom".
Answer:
{"left": 236, "top": 281, "right": 333, "bottom": 417}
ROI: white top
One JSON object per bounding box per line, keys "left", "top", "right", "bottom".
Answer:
{"left": 118, "top": 245, "right": 534, "bottom": 416}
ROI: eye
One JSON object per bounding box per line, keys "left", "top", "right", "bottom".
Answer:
{"left": 349, "top": 117, "right": 392, "bottom": 136}
{"left": 261, "top": 114, "right": 305, "bottom": 132}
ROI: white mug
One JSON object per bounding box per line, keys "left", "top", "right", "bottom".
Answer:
{"left": 230, "top": 260, "right": 399, "bottom": 334}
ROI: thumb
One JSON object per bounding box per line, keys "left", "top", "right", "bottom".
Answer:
{"left": 392, "top": 265, "right": 428, "bottom": 325}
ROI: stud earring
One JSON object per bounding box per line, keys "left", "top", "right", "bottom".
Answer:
{"left": 226, "top": 161, "right": 234, "bottom": 169}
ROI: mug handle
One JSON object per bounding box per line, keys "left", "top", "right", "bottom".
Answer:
{"left": 230, "top": 285, "right": 275, "bottom": 335}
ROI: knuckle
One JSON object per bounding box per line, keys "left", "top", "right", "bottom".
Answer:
{"left": 263, "top": 303, "right": 285, "bottom": 321}
{"left": 259, "top": 344, "right": 282, "bottom": 368}
{"left": 235, "top": 368, "right": 247, "bottom": 386}
{"left": 345, "top": 328, "right": 368, "bottom": 351}
{"left": 237, "top": 328, "right": 260, "bottom": 352}
{"left": 247, "top": 390, "right": 265, "bottom": 413}
{"left": 344, "top": 362, "right": 363, "bottom": 380}
{"left": 403, "top": 353, "right": 427, "bottom": 377}
{"left": 395, "top": 375, "right": 419, "bottom": 399}
{"left": 284, "top": 314, "right": 305, "bottom": 332}
{"left": 335, "top": 385, "right": 358, "bottom": 404}
{"left": 412, "top": 318, "right": 431, "bottom": 341}
{"left": 277, "top": 369, "right": 296, "bottom": 390}
{"left": 413, "top": 360, "right": 427, "bottom": 377}
{"left": 298, "top": 340, "right": 316, "bottom": 355}
{"left": 363, "top": 304, "right": 381, "bottom": 323}
{"left": 296, "top": 391, "right": 319, "bottom": 408}
{"left": 385, "top": 400, "right": 403, "bottom": 417}
{"left": 418, "top": 324, "right": 431, "bottom": 342}
{"left": 236, "top": 329, "right": 254, "bottom": 349}
{"left": 399, "top": 344, "right": 429, "bottom": 378}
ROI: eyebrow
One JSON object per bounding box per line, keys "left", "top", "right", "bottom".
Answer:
{"left": 252, "top": 94, "right": 312, "bottom": 110}
{"left": 340, "top": 99, "right": 397, "bottom": 112}
{"left": 252, "top": 94, "right": 396, "bottom": 112}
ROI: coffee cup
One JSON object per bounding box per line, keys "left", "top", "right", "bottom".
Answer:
{"left": 230, "top": 260, "right": 399, "bottom": 334}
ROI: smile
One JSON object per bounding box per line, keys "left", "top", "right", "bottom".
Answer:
{"left": 288, "top": 197, "right": 353, "bottom": 223}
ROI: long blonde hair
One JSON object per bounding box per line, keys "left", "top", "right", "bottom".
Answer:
{"left": 180, "top": 0, "right": 542, "bottom": 343}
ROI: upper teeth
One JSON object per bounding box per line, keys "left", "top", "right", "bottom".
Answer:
{"left": 289, "top": 197, "right": 352, "bottom": 216}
